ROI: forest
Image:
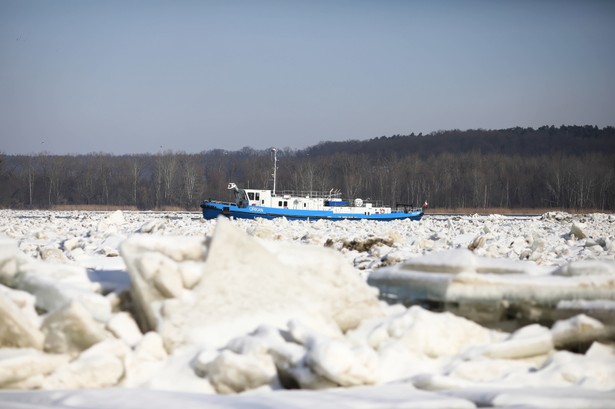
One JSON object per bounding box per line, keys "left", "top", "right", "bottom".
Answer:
{"left": 1, "top": 125, "right": 614, "bottom": 211}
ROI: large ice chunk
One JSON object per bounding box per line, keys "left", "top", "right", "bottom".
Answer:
{"left": 0, "top": 348, "right": 69, "bottom": 389}
{"left": 400, "top": 249, "right": 477, "bottom": 273}
{"left": 0, "top": 284, "right": 40, "bottom": 331}
{"left": 17, "top": 261, "right": 112, "bottom": 323}
{"left": 121, "top": 217, "right": 383, "bottom": 352}
{"left": 119, "top": 234, "right": 207, "bottom": 332}
{"left": 369, "top": 249, "right": 615, "bottom": 326}
{"left": 551, "top": 314, "right": 611, "bottom": 349}
{"left": 481, "top": 324, "right": 553, "bottom": 359}
{"left": 0, "top": 236, "right": 21, "bottom": 286}
{"left": 0, "top": 293, "right": 44, "bottom": 349}
{"left": 41, "top": 301, "right": 108, "bottom": 354}
{"left": 106, "top": 312, "right": 143, "bottom": 348}
{"left": 120, "top": 332, "right": 168, "bottom": 388}
{"left": 206, "top": 349, "right": 278, "bottom": 394}
{"left": 42, "top": 339, "right": 130, "bottom": 390}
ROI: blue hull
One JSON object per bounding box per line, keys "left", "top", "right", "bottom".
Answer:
{"left": 200, "top": 202, "right": 423, "bottom": 221}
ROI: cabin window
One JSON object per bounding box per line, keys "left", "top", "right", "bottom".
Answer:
{"left": 255, "top": 193, "right": 260, "bottom": 200}
{"left": 283, "top": 201, "right": 288, "bottom": 207}
{"left": 262, "top": 200, "right": 265, "bottom": 204}
{"left": 248, "top": 192, "right": 255, "bottom": 200}
{"left": 278, "top": 201, "right": 283, "bottom": 207}
{"left": 304, "top": 203, "right": 306, "bottom": 208}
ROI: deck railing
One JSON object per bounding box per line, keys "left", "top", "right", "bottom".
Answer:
{"left": 272, "top": 190, "right": 392, "bottom": 208}
{"left": 273, "top": 189, "right": 344, "bottom": 200}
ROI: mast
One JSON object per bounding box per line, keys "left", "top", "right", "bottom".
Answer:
{"left": 272, "top": 148, "right": 278, "bottom": 196}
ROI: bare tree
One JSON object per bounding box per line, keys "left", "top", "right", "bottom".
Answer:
{"left": 153, "top": 150, "right": 180, "bottom": 208}
{"left": 129, "top": 155, "right": 144, "bottom": 207}
{"left": 180, "top": 154, "right": 201, "bottom": 208}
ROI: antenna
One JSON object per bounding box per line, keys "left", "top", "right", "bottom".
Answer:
{"left": 272, "top": 148, "right": 278, "bottom": 196}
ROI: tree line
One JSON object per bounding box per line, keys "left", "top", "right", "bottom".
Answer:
{"left": 1, "top": 125, "right": 614, "bottom": 211}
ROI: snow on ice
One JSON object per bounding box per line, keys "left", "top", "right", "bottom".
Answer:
{"left": 0, "top": 209, "right": 614, "bottom": 408}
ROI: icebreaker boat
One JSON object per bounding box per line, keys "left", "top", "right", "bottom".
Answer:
{"left": 201, "top": 183, "right": 424, "bottom": 221}
{"left": 200, "top": 150, "right": 425, "bottom": 221}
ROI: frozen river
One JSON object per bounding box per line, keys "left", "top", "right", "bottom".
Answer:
{"left": 0, "top": 210, "right": 614, "bottom": 408}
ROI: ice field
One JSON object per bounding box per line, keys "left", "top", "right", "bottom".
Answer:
{"left": 0, "top": 209, "right": 614, "bottom": 408}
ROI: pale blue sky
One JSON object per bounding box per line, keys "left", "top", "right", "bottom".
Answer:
{"left": 1, "top": 0, "right": 614, "bottom": 154}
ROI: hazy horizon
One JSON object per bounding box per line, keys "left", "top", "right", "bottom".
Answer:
{"left": 2, "top": 0, "right": 614, "bottom": 155}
